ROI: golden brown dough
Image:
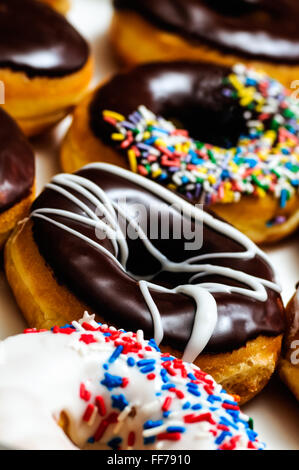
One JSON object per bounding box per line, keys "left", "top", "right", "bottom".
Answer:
{"left": 1, "top": 58, "right": 93, "bottom": 137}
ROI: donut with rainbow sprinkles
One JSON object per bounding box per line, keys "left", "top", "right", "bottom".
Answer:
{"left": 61, "top": 61, "right": 299, "bottom": 244}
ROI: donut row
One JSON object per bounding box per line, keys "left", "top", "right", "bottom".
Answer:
{"left": 0, "top": 0, "right": 298, "bottom": 451}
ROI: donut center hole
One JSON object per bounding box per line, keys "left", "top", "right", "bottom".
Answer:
{"left": 163, "top": 104, "right": 248, "bottom": 149}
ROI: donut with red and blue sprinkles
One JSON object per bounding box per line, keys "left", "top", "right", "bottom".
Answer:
{"left": 0, "top": 312, "right": 264, "bottom": 450}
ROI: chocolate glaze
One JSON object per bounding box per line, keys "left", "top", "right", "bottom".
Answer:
{"left": 114, "top": 0, "right": 299, "bottom": 63}
{"left": 0, "top": 0, "right": 89, "bottom": 78}
{"left": 31, "top": 166, "right": 284, "bottom": 354}
{"left": 90, "top": 61, "right": 249, "bottom": 150}
{"left": 0, "top": 109, "right": 34, "bottom": 213}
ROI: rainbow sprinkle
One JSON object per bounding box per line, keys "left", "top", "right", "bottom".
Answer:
{"left": 25, "top": 315, "right": 264, "bottom": 450}
{"left": 103, "top": 64, "right": 299, "bottom": 208}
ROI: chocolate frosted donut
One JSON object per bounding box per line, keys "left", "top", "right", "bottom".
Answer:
{"left": 114, "top": 0, "right": 299, "bottom": 63}
{"left": 0, "top": 108, "right": 35, "bottom": 246}
{"left": 0, "top": 0, "right": 92, "bottom": 136}
{"left": 111, "top": 0, "right": 299, "bottom": 85}
{"left": 5, "top": 163, "right": 285, "bottom": 402}
{"left": 61, "top": 61, "right": 299, "bottom": 244}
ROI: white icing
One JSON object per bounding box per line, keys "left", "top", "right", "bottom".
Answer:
{"left": 30, "top": 163, "right": 281, "bottom": 362}
{"left": 0, "top": 317, "right": 263, "bottom": 450}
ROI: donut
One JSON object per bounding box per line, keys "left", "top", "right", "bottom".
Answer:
{"left": 5, "top": 162, "right": 285, "bottom": 404}
{"left": 278, "top": 283, "right": 299, "bottom": 401}
{"left": 0, "top": 313, "right": 264, "bottom": 450}
{"left": 0, "top": 0, "right": 92, "bottom": 137}
{"left": 0, "top": 108, "right": 35, "bottom": 248}
{"left": 39, "top": 0, "right": 70, "bottom": 14}
{"left": 110, "top": 0, "right": 299, "bottom": 87}
{"left": 61, "top": 61, "right": 299, "bottom": 244}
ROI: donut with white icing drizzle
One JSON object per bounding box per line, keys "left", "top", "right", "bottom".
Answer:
{"left": 0, "top": 313, "right": 264, "bottom": 450}
{"left": 4, "top": 163, "right": 285, "bottom": 403}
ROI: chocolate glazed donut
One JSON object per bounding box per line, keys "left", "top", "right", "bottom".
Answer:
{"left": 5, "top": 163, "right": 285, "bottom": 402}
{"left": 111, "top": 0, "right": 299, "bottom": 86}
{"left": 0, "top": 108, "right": 34, "bottom": 246}
{"left": 114, "top": 0, "right": 299, "bottom": 63}
{"left": 68, "top": 61, "right": 298, "bottom": 244}
{"left": 0, "top": 109, "right": 34, "bottom": 213}
{"left": 0, "top": 0, "right": 92, "bottom": 136}
{"left": 30, "top": 164, "right": 284, "bottom": 353}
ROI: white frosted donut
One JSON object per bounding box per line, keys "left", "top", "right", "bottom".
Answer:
{"left": 0, "top": 313, "right": 264, "bottom": 450}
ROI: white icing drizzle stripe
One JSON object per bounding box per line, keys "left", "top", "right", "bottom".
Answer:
{"left": 30, "top": 163, "right": 281, "bottom": 362}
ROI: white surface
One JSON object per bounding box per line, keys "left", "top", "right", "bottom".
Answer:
{"left": 0, "top": 0, "right": 299, "bottom": 450}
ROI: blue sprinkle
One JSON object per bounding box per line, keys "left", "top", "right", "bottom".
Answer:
{"left": 103, "top": 332, "right": 111, "bottom": 337}
{"left": 187, "top": 388, "right": 201, "bottom": 397}
{"left": 246, "top": 429, "right": 258, "bottom": 441}
{"left": 162, "top": 383, "right": 176, "bottom": 390}
{"left": 207, "top": 395, "right": 222, "bottom": 403}
{"left": 215, "top": 431, "right": 232, "bottom": 445}
{"left": 111, "top": 394, "right": 129, "bottom": 411}
{"left": 140, "top": 365, "right": 156, "bottom": 374}
{"left": 108, "top": 437, "right": 122, "bottom": 449}
{"left": 108, "top": 345, "right": 123, "bottom": 363}
{"left": 101, "top": 372, "right": 123, "bottom": 390}
{"left": 161, "top": 356, "right": 174, "bottom": 361}
{"left": 191, "top": 403, "right": 202, "bottom": 410}
{"left": 103, "top": 363, "right": 109, "bottom": 370}
{"left": 87, "top": 437, "right": 95, "bottom": 444}
{"left": 149, "top": 339, "right": 160, "bottom": 352}
{"left": 163, "top": 411, "right": 171, "bottom": 418}
{"left": 127, "top": 357, "right": 135, "bottom": 367}
{"left": 182, "top": 401, "right": 191, "bottom": 410}
{"left": 187, "top": 382, "right": 199, "bottom": 389}
{"left": 144, "top": 436, "right": 156, "bottom": 445}
{"left": 220, "top": 416, "right": 238, "bottom": 431}
{"left": 187, "top": 373, "right": 197, "bottom": 381}
{"left": 144, "top": 420, "right": 163, "bottom": 429}
{"left": 167, "top": 426, "right": 186, "bottom": 433}
{"left": 137, "top": 359, "right": 156, "bottom": 367}
{"left": 160, "top": 369, "right": 169, "bottom": 383}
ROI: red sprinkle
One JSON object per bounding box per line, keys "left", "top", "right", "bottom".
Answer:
{"left": 79, "top": 334, "right": 97, "bottom": 345}
{"left": 157, "top": 432, "right": 181, "bottom": 441}
{"left": 80, "top": 383, "right": 91, "bottom": 402}
{"left": 128, "top": 431, "right": 136, "bottom": 447}
{"left": 169, "top": 387, "right": 184, "bottom": 399}
{"left": 83, "top": 404, "right": 95, "bottom": 422}
{"left": 162, "top": 396, "right": 172, "bottom": 412}
{"left": 147, "top": 373, "right": 156, "bottom": 380}
{"left": 95, "top": 395, "right": 106, "bottom": 416}
{"left": 184, "top": 412, "right": 216, "bottom": 425}
{"left": 121, "top": 377, "right": 129, "bottom": 388}
{"left": 52, "top": 326, "right": 75, "bottom": 335}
